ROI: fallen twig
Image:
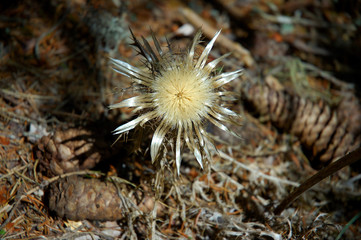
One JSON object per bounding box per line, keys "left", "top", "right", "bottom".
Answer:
{"left": 274, "top": 146, "right": 361, "bottom": 215}
{"left": 179, "top": 7, "right": 254, "bottom": 67}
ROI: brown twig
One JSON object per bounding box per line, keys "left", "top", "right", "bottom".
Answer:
{"left": 274, "top": 146, "right": 361, "bottom": 215}
{"left": 179, "top": 7, "right": 254, "bottom": 67}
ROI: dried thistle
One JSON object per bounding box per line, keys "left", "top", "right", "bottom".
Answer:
{"left": 109, "top": 29, "right": 242, "bottom": 174}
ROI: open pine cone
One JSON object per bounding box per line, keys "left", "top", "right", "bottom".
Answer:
{"left": 244, "top": 81, "right": 361, "bottom": 169}
{"left": 35, "top": 128, "right": 108, "bottom": 176}
{"left": 46, "top": 176, "right": 156, "bottom": 221}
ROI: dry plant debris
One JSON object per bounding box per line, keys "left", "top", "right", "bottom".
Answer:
{"left": 1, "top": 0, "right": 361, "bottom": 239}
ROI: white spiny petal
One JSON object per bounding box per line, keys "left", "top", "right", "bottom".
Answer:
{"left": 194, "top": 147, "right": 203, "bottom": 169}
{"left": 176, "top": 122, "right": 182, "bottom": 175}
{"left": 110, "top": 58, "right": 152, "bottom": 85}
{"left": 151, "top": 121, "right": 170, "bottom": 163}
{"left": 194, "top": 124, "right": 204, "bottom": 147}
{"left": 215, "top": 106, "right": 238, "bottom": 117}
{"left": 195, "top": 30, "right": 221, "bottom": 69}
{"left": 183, "top": 121, "right": 192, "bottom": 150}
{"left": 188, "top": 30, "right": 202, "bottom": 62}
{"left": 204, "top": 52, "right": 231, "bottom": 73}
{"left": 113, "top": 111, "right": 155, "bottom": 135}
{"left": 213, "top": 69, "right": 243, "bottom": 88}
{"left": 206, "top": 113, "right": 241, "bottom": 139}
{"left": 109, "top": 95, "right": 152, "bottom": 109}
{"left": 205, "top": 114, "right": 230, "bottom": 133}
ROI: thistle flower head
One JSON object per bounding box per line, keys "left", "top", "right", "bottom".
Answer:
{"left": 110, "top": 29, "right": 242, "bottom": 174}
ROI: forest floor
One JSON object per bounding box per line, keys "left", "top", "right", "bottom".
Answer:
{"left": 1, "top": 0, "right": 361, "bottom": 239}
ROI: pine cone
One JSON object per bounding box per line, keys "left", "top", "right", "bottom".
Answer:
{"left": 35, "top": 128, "right": 106, "bottom": 176}
{"left": 46, "top": 176, "right": 155, "bottom": 221}
{"left": 244, "top": 82, "right": 361, "bottom": 168}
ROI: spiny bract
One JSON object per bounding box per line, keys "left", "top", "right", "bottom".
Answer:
{"left": 110, "top": 29, "right": 243, "bottom": 174}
